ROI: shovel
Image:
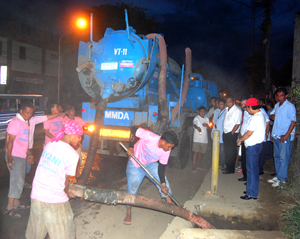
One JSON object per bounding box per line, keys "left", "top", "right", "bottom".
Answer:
{"left": 119, "top": 142, "right": 181, "bottom": 207}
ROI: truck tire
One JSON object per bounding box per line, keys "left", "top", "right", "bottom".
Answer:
{"left": 176, "top": 127, "right": 193, "bottom": 169}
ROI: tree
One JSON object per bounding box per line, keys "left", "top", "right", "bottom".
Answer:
{"left": 242, "top": 50, "right": 265, "bottom": 95}
{"left": 89, "top": 3, "right": 161, "bottom": 41}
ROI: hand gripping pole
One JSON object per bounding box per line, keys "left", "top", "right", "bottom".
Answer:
{"left": 119, "top": 142, "right": 181, "bottom": 207}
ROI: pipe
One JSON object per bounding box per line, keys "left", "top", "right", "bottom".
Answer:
{"left": 119, "top": 142, "right": 181, "bottom": 207}
{"left": 76, "top": 61, "right": 95, "bottom": 73}
{"left": 90, "top": 13, "right": 93, "bottom": 43}
{"left": 77, "top": 101, "right": 107, "bottom": 185}
{"left": 146, "top": 34, "right": 168, "bottom": 120}
{"left": 170, "top": 48, "right": 192, "bottom": 123}
{"left": 69, "top": 184, "right": 215, "bottom": 229}
{"left": 211, "top": 130, "right": 220, "bottom": 194}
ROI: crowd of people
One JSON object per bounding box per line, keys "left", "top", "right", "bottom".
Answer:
{"left": 4, "top": 102, "right": 86, "bottom": 238}
{"left": 2, "top": 86, "right": 297, "bottom": 237}
{"left": 192, "top": 87, "right": 296, "bottom": 200}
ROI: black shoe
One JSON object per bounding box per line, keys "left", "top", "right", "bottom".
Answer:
{"left": 222, "top": 171, "right": 233, "bottom": 174}
{"left": 220, "top": 165, "right": 226, "bottom": 170}
{"left": 238, "top": 177, "right": 246, "bottom": 181}
{"left": 271, "top": 173, "right": 277, "bottom": 176}
{"left": 243, "top": 191, "right": 247, "bottom": 194}
{"left": 240, "top": 195, "right": 257, "bottom": 200}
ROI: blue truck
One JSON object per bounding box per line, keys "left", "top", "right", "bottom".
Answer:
{"left": 77, "top": 11, "right": 218, "bottom": 169}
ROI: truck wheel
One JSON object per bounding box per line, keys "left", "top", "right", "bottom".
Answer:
{"left": 177, "top": 128, "right": 193, "bottom": 169}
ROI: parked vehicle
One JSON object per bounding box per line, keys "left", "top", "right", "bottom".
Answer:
{"left": 0, "top": 94, "right": 45, "bottom": 140}
{"left": 77, "top": 11, "right": 218, "bottom": 168}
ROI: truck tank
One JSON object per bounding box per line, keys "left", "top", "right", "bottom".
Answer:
{"left": 78, "top": 11, "right": 217, "bottom": 169}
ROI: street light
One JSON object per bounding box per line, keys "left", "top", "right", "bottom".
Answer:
{"left": 57, "top": 17, "right": 87, "bottom": 103}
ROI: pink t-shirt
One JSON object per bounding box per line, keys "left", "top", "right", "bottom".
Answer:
{"left": 7, "top": 117, "right": 29, "bottom": 158}
{"left": 31, "top": 140, "right": 79, "bottom": 203}
{"left": 29, "top": 115, "right": 48, "bottom": 149}
{"left": 131, "top": 128, "right": 171, "bottom": 168}
{"left": 43, "top": 117, "right": 64, "bottom": 145}
{"left": 63, "top": 116, "right": 85, "bottom": 127}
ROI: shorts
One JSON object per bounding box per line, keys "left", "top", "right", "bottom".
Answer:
{"left": 126, "top": 159, "right": 172, "bottom": 198}
{"left": 26, "top": 199, "right": 75, "bottom": 239}
{"left": 5, "top": 153, "right": 26, "bottom": 199}
{"left": 192, "top": 142, "right": 208, "bottom": 153}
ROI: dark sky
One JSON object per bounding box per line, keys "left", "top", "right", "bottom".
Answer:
{"left": 1, "top": 0, "right": 299, "bottom": 88}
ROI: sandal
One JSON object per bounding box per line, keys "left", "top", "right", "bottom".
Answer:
{"left": 3, "top": 209, "right": 21, "bottom": 218}
{"left": 13, "top": 204, "right": 30, "bottom": 210}
{"left": 23, "top": 182, "right": 32, "bottom": 189}
{"left": 123, "top": 216, "right": 131, "bottom": 225}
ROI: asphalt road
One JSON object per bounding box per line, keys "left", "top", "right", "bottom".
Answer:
{"left": 0, "top": 126, "right": 210, "bottom": 239}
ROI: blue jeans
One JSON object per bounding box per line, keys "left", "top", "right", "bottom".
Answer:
{"left": 273, "top": 135, "right": 293, "bottom": 182}
{"left": 259, "top": 142, "right": 269, "bottom": 174}
{"left": 126, "top": 159, "right": 172, "bottom": 198}
{"left": 246, "top": 143, "right": 262, "bottom": 198}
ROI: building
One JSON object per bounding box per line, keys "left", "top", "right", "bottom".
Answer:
{"left": 0, "top": 16, "right": 59, "bottom": 102}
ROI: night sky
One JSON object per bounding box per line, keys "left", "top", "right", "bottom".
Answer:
{"left": 1, "top": 0, "right": 299, "bottom": 90}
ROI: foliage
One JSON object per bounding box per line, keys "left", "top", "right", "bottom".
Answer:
{"left": 283, "top": 201, "right": 300, "bottom": 238}
{"left": 285, "top": 86, "right": 300, "bottom": 199}
{"left": 242, "top": 50, "right": 265, "bottom": 95}
{"left": 89, "top": 3, "right": 161, "bottom": 40}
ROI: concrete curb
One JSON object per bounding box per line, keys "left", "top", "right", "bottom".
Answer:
{"left": 160, "top": 168, "right": 282, "bottom": 239}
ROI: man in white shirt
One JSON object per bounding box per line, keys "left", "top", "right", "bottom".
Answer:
{"left": 222, "top": 95, "right": 242, "bottom": 174}
{"left": 238, "top": 98, "right": 251, "bottom": 182}
{"left": 193, "top": 106, "right": 210, "bottom": 172}
{"left": 206, "top": 97, "right": 217, "bottom": 120}
{"left": 237, "top": 98, "right": 266, "bottom": 200}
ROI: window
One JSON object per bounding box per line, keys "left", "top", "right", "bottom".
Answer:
{"left": 19, "top": 46, "right": 26, "bottom": 60}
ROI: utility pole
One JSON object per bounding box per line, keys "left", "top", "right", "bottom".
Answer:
{"left": 264, "top": 0, "right": 271, "bottom": 95}
{"left": 292, "top": 12, "right": 300, "bottom": 150}
{"left": 292, "top": 13, "right": 300, "bottom": 88}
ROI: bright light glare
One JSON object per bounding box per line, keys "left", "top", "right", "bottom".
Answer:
{"left": 88, "top": 125, "right": 95, "bottom": 132}
{"left": 76, "top": 18, "right": 87, "bottom": 29}
{"left": 100, "top": 129, "right": 130, "bottom": 139}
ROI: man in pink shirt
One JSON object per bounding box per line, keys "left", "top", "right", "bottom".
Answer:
{"left": 24, "top": 111, "right": 65, "bottom": 186}
{"left": 4, "top": 102, "right": 34, "bottom": 218}
{"left": 124, "top": 127, "right": 178, "bottom": 225}
{"left": 26, "top": 120, "right": 83, "bottom": 239}
{"left": 43, "top": 103, "right": 64, "bottom": 145}
{"left": 63, "top": 104, "right": 86, "bottom": 177}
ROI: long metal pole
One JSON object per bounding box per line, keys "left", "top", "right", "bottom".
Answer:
{"left": 119, "top": 142, "right": 181, "bottom": 207}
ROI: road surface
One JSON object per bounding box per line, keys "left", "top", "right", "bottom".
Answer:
{"left": 0, "top": 125, "right": 210, "bottom": 239}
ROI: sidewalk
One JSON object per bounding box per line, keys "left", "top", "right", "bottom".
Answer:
{"left": 161, "top": 158, "right": 287, "bottom": 239}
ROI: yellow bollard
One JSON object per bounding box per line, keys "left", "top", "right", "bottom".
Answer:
{"left": 211, "top": 130, "right": 220, "bottom": 194}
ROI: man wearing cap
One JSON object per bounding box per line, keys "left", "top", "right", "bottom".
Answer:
{"left": 237, "top": 98, "right": 266, "bottom": 200}
{"left": 268, "top": 88, "right": 296, "bottom": 188}
{"left": 26, "top": 120, "right": 83, "bottom": 239}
